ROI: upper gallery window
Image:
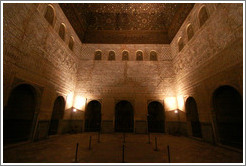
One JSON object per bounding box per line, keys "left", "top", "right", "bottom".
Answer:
{"left": 186, "top": 24, "right": 194, "bottom": 41}
{"left": 136, "top": 51, "right": 143, "bottom": 61}
{"left": 122, "top": 50, "right": 129, "bottom": 61}
{"left": 108, "top": 51, "right": 115, "bottom": 60}
{"left": 199, "top": 6, "right": 209, "bottom": 27}
{"left": 44, "top": 4, "right": 55, "bottom": 26}
{"left": 59, "top": 23, "right": 66, "bottom": 41}
{"left": 95, "top": 50, "right": 102, "bottom": 60}
{"left": 178, "top": 37, "right": 184, "bottom": 52}
{"left": 68, "top": 36, "right": 74, "bottom": 51}
{"left": 150, "top": 51, "right": 158, "bottom": 61}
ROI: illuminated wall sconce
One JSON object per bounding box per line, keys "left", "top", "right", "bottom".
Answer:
{"left": 73, "top": 95, "right": 86, "bottom": 111}
{"left": 174, "top": 109, "right": 179, "bottom": 114}
{"left": 73, "top": 108, "right": 77, "bottom": 112}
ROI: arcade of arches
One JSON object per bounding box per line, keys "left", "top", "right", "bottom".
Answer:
{"left": 2, "top": 2, "right": 243, "bottom": 163}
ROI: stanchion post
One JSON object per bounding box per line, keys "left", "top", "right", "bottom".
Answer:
{"left": 122, "top": 144, "right": 125, "bottom": 163}
{"left": 154, "top": 136, "right": 158, "bottom": 151}
{"left": 89, "top": 136, "right": 92, "bottom": 150}
{"left": 75, "top": 143, "right": 79, "bottom": 162}
{"left": 167, "top": 145, "right": 171, "bottom": 163}
{"left": 148, "top": 132, "right": 150, "bottom": 144}
{"left": 98, "top": 131, "right": 100, "bottom": 143}
{"left": 123, "top": 132, "right": 125, "bottom": 143}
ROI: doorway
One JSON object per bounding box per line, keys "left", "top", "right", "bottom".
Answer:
{"left": 4, "top": 84, "right": 37, "bottom": 144}
{"left": 147, "top": 101, "right": 165, "bottom": 133}
{"left": 115, "top": 100, "right": 134, "bottom": 132}
{"left": 213, "top": 86, "right": 243, "bottom": 148}
{"left": 48, "top": 96, "right": 65, "bottom": 135}
{"left": 85, "top": 100, "right": 101, "bottom": 131}
{"left": 185, "top": 97, "right": 202, "bottom": 138}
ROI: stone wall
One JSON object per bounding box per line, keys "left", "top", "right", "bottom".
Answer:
{"left": 3, "top": 3, "right": 243, "bottom": 142}
{"left": 170, "top": 3, "right": 243, "bottom": 143}
{"left": 75, "top": 44, "right": 176, "bottom": 133}
{"left": 3, "top": 3, "right": 82, "bottom": 140}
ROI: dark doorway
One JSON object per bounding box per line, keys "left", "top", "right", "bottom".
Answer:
{"left": 4, "top": 84, "right": 36, "bottom": 145}
{"left": 185, "top": 97, "right": 202, "bottom": 138}
{"left": 48, "top": 96, "right": 65, "bottom": 135}
{"left": 85, "top": 100, "right": 101, "bottom": 131}
{"left": 213, "top": 86, "right": 243, "bottom": 149}
{"left": 115, "top": 100, "right": 134, "bottom": 132}
{"left": 148, "top": 101, "right": 165, "bottom": 133}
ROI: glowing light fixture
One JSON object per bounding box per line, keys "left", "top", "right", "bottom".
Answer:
{"left": 174, "top": 110, "right": 179, "bottom": 114}
{"left": 66, "top": 92, "right": 74, "bottom": 109}
{"left": 73, "top": 108, "right": 77, "bottom": 112}
{"left": 165, "top": 97, "right": 178, "bottom": 111}
{"left": 74, "top": 95, "right": 86, "bottom": 110}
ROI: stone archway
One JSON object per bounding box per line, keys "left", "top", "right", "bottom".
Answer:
{"left": 185, "top": 97, "right": 202, "bottom": 138}
{"left": 48, "top": 96, "right": 65, "bottom": 135}
{"left": 147, "top": 101, "right": 165, "bottom": 133}
{"left": 85, "top": 100, "right": 101, "bottom": 131}
{"left": 212, "top": 85, "right": 243, "bottom": 148}
{"left": 4, "top": 84, "right": 37, "bottom": 144}
{"left": 115, "top": 100, "right": 134, "bottom": 132}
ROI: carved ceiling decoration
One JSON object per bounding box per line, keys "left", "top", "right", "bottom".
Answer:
{"left": 59, "top": 3, "right": 194, "bottom": 44}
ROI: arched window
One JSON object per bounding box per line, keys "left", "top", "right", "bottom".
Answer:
{"left": 59, "top": 23, "right": 66, "bottom": 41}
{"left": 68, "top": 36, "right": 74, "bottom": 51}
{"left": 95, "top": 50, "right": 102, "bottom": 60}
{"left": 136, "top": 51, "right": 143, "bottom": 61}
{"left": 186, "top": 24, "right": 194, "bottom": 41}
{"left": 150, "top": 51, "right": 157, "bottom": 61}
{"left": 178, "top": 37, "right": 184, "bottom": 52}
{"left": 199, "top": 6, "right": 209, "bottom": 27}
{"left": 44, "top": 4, "right": 55, "bottom": 26}
{"left": 108, "top": 51, "right": 115, "bottom": 61}
{"left": 122, "top": 50, "right": 129, "bottom": 61}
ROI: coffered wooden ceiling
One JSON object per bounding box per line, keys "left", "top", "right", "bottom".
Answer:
{"left": 60, "top": 3, "right": 194, "bottom": 44}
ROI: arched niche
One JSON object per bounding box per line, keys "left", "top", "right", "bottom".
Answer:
{"left": 44, "top": 4, "right": 55, "bottom": 26}
{"left": 147, "top": 101, "right": 165, "bottom": 133}
{"left": 199, "top": 6, "right": 209, "bottom": 27}
{"left": 185, "top": 97, "right": 202, "bottom": 138}
{"left": 48, "top": 96, "right": 65, "bottom": 135}
{"left": 85, "top": 100, "right": 101, "bottom": 131}
{"left": 115, "top": 100, "right": 134, "bottom": 132}
{"left": 212, "top": 85, "right": 243, "bottom": 149}
{"left": 122, "top": 50, "right": 129, "bottom": 61}
{"left": 108, "top": 51, "right": 115, "bottom": 61}
{"left": 59, "top": 23, "right": 66, "bottom": 41}
{"left": 150, "top": 51, "right": 158, "bottom": 61}
{"left": 95, "top": 50, "right": 102, "bottom": 60}
{"left": 4, "top": 84, "right": 37, "bottom": 144}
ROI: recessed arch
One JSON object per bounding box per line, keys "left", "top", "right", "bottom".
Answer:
{"left": 185, "top": 97, "right": 202, "bottom": 138}
{"left": 122, "top": 50, "right": 129, "bottom": 61}
{"left": 186, "top": 24, "right": 194, "bottom": 41}
{"left": 212, "top": 85, "right": 243, "bottom": 148}
{"left": 150, "top": 50, "right": 158, "bottom": 61}
{"left": 48, "top": 96, "right": 65, "bottom": 135}
{"left": 178, "top": 37, "right": 184, "bottom": 52}
{"left": 136, "top": 50, "right": 143, "bottom": 61}
{"left": 68, "top": 36, "right": 74, "bottom": 51}
{"left": 44, "top": 4, "right": 55, "bottom": 26}
{"left": 95, "top": 50, "right": 102, "bottom": 60}
{"left": 4, "top": 84, "right": 37, "bottom": 144}
{"left": 147, "top": 101, "right": 165, "bottom": 133}
{"left": 85, "top": 100, "right": 101, "bottom": 131}
{"left": 59, "top": 23, "right": 66, "bottom": 41}
{"left": 115, "top": 100, "right": 134, "bottom": 132}
{"left": 199, "top": 5, "right": 209, "bottom": 27}
{"left": 108, "top": 50, "right": 115, "bottom": 61}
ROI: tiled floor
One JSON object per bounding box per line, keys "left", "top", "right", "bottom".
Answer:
{"left": 3, "top": 133, "right": 243, "bottom": 163}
